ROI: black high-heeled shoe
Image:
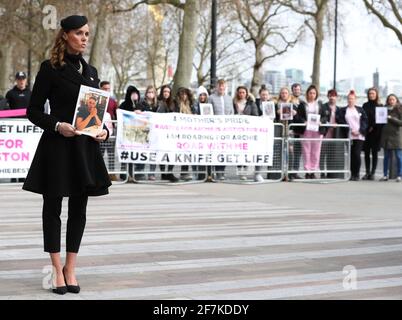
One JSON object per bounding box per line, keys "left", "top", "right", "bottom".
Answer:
{"left": 51, "top": 271, "right": 67, "bottom": 295}
{"left": 62, "top": 267, "right": 81, "bottom": 294}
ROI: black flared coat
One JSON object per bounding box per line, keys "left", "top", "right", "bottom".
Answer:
{"left": 22, "top": 57, "right": 111, "bottom": 197}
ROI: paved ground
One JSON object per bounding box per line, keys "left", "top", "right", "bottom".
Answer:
{"left": 0, "top": 180, "right": 401, "bottom": 300}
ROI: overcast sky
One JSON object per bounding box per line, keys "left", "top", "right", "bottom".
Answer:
{"left": 267, "top": 1, "right": 402, "bottom": 89}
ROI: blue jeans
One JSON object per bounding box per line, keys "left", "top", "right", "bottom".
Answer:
{"left": 383, "top": 149, "right": 402, "bottom": 177}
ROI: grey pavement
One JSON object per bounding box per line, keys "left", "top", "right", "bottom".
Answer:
{"left": 0, "top": 180, "right": 401, "bottom": 300}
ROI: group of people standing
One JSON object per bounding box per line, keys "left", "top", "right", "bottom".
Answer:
{"left": 111, "top": 80, "right": 402, "bottom": 183}
{"left": 268, "top": 85, "right": 401, "bottom": 182}
{"left": 14, "top": 13, "right": 402, "bottom": 296}
{"left": 337, "top": 88, "right": 402, "bottom": 182}
{"left": 115, "top": 79, "right": 253, "bottom": 182}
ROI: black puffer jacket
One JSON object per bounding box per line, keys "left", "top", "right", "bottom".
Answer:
{"left": 137, "top": 98, "right": 158, "bottom": 112}
{"left": 118, "top": 86, "right": 141, "bottom": 112}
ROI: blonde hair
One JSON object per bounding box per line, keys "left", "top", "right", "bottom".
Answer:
{"left": 279, "top": 87, "right": 291, "bottom": 103}
{"left": 145, "top": 85, "right": 158, "bottom": 106}
{"left": 50, "top": 29, "right": 67, "bottom": 68}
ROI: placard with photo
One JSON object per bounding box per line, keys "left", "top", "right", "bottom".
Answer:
{"left": 72, "top": 85, "right": 110, "bottom": 137}
{"left": 306, "top": 113, "right": 321, "bottom": 132}
{"left": 199, "top": 103, "right": 214, "bottom": 116}
{"left": 261, "top": 101, "right": 276, "bottom": 120}
{"left": 375, "top": 106, "right": 388, "bottom": 124}
{"left": 280, "top": 103, "right": 293, "bottom": 121}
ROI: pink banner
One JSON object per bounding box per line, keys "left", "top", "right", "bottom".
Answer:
{"left": 0, "top": 108, "right": 27, "bottom": 118}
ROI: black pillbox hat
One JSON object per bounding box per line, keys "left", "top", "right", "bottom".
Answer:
{"left": 60, "top": 15, "right": 88, "bottom": 31}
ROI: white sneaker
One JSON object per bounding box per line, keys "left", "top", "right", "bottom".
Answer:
{"left": 254, "top": 174, "right": 264, "bottom": 182}
{"left": 380, "top": 176, "right": 388, "bottom": 181}
{"left": 396, "top": 177, "right": 401, "bottom": 182}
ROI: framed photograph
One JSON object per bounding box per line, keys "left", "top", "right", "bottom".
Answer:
{"left": 261, "top": 101, "right": 276, "bottom": 120}
{"left": 280, "top": 103, "right": 293, "bottom": 121}
{"left": 200, "top": 103, "right": 214, "bottom": 116}
{"left": 72, "top": 85, "right": 110, "bottom": 137}
{"left": 306, "top": 114, "right": 321, "bottom": 132}
{"left": 375, "top": 106, "right": 388, "bottom": 124}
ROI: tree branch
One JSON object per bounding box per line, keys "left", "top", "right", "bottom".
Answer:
{"left": 363, "top": 0, "right": 402, "bottom": 44}
{"left": 387, "top": 0, "right": 402, "bottom": 25}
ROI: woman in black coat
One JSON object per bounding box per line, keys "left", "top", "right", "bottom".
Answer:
{"left": 156, "top": 85, "right": 179, "bottom": 182}
{"left": 362, "top": 87, "right": 383, "bottom": 180}
{"left": 336, "top": 90, "right": 368, "bottom": 181}
{"left": 22, "top": 15, "right": 111, "bottom": 295}
{"left": 118, "top": 85, "right": 141, "bottom": 182}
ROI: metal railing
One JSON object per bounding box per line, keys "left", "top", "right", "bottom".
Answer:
{"left": 1, "top": 119, "right": 352, "bottom": 185}
{"left": 99, "top": 120, "right": 128, "bottom": 185}
{"left": 286, "top": 123, "right": 351, "bottom": 183}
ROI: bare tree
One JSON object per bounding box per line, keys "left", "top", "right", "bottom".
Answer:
{"left": 234, "top": 0, "right": 300, "bottom": 95}
{"left": 0, "top": 1, "right": 23, "bottom": 94}
{"left": 108, "top": 8, "right": 147, "bottom": 101}
{"left": 363, "top": 0, "right": 402, "bottom": 45}
{"left": 113, "top": 0, "right": 199, "bottom": 94}
{"left": 279, "top": 0, "right": 330, "bottom": 90}
{"left": 193, "top": 0, "right": 251, "bottom": 88}
{"left": 0, "top": 0, "right": 93, "bottom": 87}
{"left": 88, "top": 1, "right": 114, "bottom": 77}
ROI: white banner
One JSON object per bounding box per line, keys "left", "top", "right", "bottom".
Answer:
{"left": 116, "top": 109, "right": 274, "bottom": 166}
{"left": 0, "top": 120, "right": 43, "bottom": 178}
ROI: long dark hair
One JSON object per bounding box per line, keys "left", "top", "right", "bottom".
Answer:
{"left": 386, "top": 94, "right": 401, "bottom": 107}
{"left": 175, "top": 87, "right": 194, "bottom": 114}
{"left": 306, "top": 85, "right": 319, "bottom": 101}
{"left": 234, "top": 86, "right": 249, "bottom": 104}
{"left": 367, "top": 87, "right": 381, "bottom": 105}
{"left": 158, "top": 85, "right": 175, "bottom": 110}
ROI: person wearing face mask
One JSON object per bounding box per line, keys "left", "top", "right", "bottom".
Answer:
{"left": 119, "top": 85, "right": 141, "bottom": 112}
{"left": 379, "top": 94, "right": 402, "bottom": 182}
{"left": 118, "top": 85, "right": 141, "bottom": 182}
